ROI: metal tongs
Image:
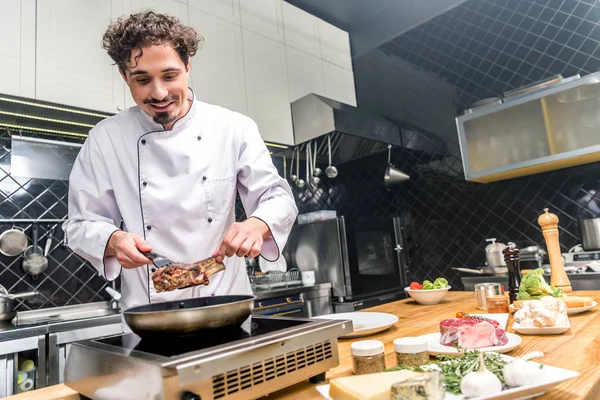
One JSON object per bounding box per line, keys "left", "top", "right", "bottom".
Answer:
{"left": 142, "top": 251, "right": 174, "bottom": 269}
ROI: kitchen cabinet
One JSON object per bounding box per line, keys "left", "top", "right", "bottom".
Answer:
{"left": 242, "top": 29, "right": 293, "bottom": 145}
{"left": 282, "top": 2, "right": 320, "bottom": 58}
{"left": 36, "top": 0, "right": 126, "bottom": 114}
{"left": 0, "top": 335, "right": 46, "bottom": 397}
{"left": 188, "top": 7, "right": 247, "bottom": 114}
{"left": 239, "top": 0, "right": 284, "bottom": 43}
{"left": 188, "top": 0, "right": 240, "bottom": 25}
{"left": 455, "top": 72, "right": 600, "bottom": 182}
{"left": 322, "top": 61, "right": 357, "bottom": 107}
{"left": 286, "top": 47, "right": 324, "bottom": 102}
{"left": 122, "top": 0, "right": 189, "bottom": 109}
{"left": 47, "top": 322, "right": 122, "bottom": 385}
{"left": 318, "top": 19, "right": 352, "bottom": 71}
{"left": 0, "top": 0, "right": 35, "bottom": 98}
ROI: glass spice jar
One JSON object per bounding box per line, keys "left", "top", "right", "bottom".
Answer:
{"left": 393, "top": 337, "right": 429, "bottom": 367}
{"left": 350, "top": 340, "right": 386, "bottom": 375}
{"left": 486, "top": 294, "right": 509, "bottom": 313}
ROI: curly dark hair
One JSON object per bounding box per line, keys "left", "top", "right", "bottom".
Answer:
{"left": 102, "top": 10, "right": 202, "bottom": 73}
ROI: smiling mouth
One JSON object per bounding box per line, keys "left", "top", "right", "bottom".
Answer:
{"left": 149, "top": 101, "right": 175, "bottom": 112}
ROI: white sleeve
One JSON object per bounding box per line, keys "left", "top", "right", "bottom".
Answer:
{"left": 62, "top": 131, "right": 122, "bottom": 280}
{"left": 236, "top": 119, "right": 298, "bottom": 261}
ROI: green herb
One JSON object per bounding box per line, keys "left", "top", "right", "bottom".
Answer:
{"left": 539, "top": 364, "right": 544, "bottom": 369}
{"left": 384, "top": 364, "right": 428, "bottom": 373}
{"left": 435, "top": 351, "right": 508, "bottom": 394}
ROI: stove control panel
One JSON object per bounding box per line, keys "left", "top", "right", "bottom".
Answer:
{"left": 563, "top": 251, "right": 600, "bottom": 264}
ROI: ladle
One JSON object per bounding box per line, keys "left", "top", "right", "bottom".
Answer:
{"left": 295, "top": 148, "right": 305, "bottom": 189}
{"left": 325, "top": 134, "right": 338, "bottom": 178}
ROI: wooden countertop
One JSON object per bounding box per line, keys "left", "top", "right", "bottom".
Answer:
{"left": 9, "top": 291, "right": 600, "bottom": 400}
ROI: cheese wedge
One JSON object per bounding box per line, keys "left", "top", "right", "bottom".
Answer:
{"left": 329, "top": 370, "right": 422, "bottom": 400}
{"left": 391, "top": 372, "right": 444, "bottom": 400}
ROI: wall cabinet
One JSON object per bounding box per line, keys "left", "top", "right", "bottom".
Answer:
{"left": 242, "top": 29, "right": 293, "bottom": 145}
{"left": 282, "top": 1, "right": 320, "bottom": 58}
{"left": 286, "top": 47, "right": 324, "bottom": 102}
{"left": 36, "top": 0, "right": 126, "bottom": 114}
{"left": 0, "top": 0, "right": 35, "bottom": 99}
{"left": 188, "top": 7, "right": 247, "bottom": 114}
{"left": 5, "top": 0, "right": 355, "bottom": 145}
{"left": 188, "top": 0, "right": 240, "bottom": 25}
{"left": 323, "top": 61, "right": 357, "bottom": 107}
{"left": 239, "top": 0, "right": 284, "bottom": 43}
{"left": 318, "top": 19, "right": 352, "bottom": 71}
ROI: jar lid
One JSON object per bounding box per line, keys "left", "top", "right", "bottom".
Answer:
{"left": 393, "top": 337, "right": 428, "bottom": 353}
{"left": 350, "top": 340, "right": 385, "bottom": 357}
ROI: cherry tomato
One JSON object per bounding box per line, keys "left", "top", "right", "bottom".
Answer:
{"left": 409, "top": 282, "right": 424, "bottom": 290}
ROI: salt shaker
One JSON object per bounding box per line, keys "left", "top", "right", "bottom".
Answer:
{"left": 503, "top": 242, "right": 521, "bottom": 303}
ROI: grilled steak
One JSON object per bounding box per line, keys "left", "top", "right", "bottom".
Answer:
{"left": 439, "top": 317, "right": 508, "bottom": 348}
{"left": 151, "top": 257, "right": 226, "bottom": 292}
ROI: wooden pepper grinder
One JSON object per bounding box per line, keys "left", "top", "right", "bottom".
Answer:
{"left": 538, "top": 208, "right": 572, "bottom": 293}
{"left": 503, "top": 242, "right": 521, "bottom": 303}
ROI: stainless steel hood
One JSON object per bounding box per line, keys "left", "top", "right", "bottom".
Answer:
{"left": 290, "top": 94, "right": 402, "bottom": 165}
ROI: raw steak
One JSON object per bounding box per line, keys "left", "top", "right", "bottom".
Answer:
{"left": 439, "top": 317, "right": 508, "bottom": 349}
{"left": 151, "top": 257, "right": 225, "bottom": 292}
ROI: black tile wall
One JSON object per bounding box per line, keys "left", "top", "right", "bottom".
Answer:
{"left": 383, "top": 0, "right": 600, "bottom": 111}
{"left": 0, "top": 131, "right": 112, "bottom": 310}
{"left": 264, "top": 134, "right": 600, "bottom": 291}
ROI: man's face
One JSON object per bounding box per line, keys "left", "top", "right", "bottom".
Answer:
{"left": 122, "top": 45, "right": 191, "bottom": 129}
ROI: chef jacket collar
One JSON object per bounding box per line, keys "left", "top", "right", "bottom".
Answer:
{"left": 137, "top": 87, "right": 199, "bottom": 133}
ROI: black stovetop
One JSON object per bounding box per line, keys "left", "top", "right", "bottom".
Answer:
{"left": 96, "top": 317, "right": 310, "bottom": 358}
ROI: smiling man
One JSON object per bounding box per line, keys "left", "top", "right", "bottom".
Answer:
{"left": 63, "top": 11, "right": 298, "bottom": 311}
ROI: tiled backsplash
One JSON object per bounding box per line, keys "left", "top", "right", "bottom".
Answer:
{"left": 0, "top": 131, "right": 112, "bottom": 310}
{"left": 277, "top": 132, "right": 600, "bottom": 291}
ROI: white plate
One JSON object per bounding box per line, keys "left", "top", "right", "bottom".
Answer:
{"left": 258, "top": 256, "right": 287, "bottom": 273}
{"left": 313, "top": 312, "right": 398, "bottom": 338}
{"left": 315, "top": 354, "right": 580, "bottom": 400}
{"left": 512, "top": 320, "right": 570, "bottom": 335}
{"left": 423, "top": 332, "right": 522, "bottom": 356}
{"left": 509, "top": 301, "right": 598, "bottom": 315}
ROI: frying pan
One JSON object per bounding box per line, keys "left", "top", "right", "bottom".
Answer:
{"left": 453, "top": 266, "right": 508, "bottom": 275}
{"left": 124, "top": 295, "right": 255, "bottom": 337}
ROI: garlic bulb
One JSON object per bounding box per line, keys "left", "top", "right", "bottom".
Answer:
{"left": 503, "top": 351, "right": 545, "bottom": 387}
{"left": 460, "top": 353, "right": 503, "bottom": 398}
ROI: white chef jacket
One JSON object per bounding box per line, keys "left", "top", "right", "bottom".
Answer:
{"left": 63, "top": 88, "right": 298, "bottom": 311}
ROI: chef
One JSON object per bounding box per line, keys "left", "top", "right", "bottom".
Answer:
{"left": 63, "top": 10, "right": 298, "bottom": 312}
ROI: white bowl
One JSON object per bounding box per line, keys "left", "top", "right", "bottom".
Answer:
{"left": 404, "top": 286, "right": 451, "bottom": 305}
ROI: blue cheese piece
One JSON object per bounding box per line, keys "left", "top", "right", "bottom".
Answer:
{"left": 391, "top": 371, "right": 445, "bottom": 400}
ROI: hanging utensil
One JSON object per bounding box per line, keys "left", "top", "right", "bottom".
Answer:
{"left": 312, "top": 140, "right": 322, "bottom": 178}
{"left": 295, "top": 148, "right": 305, "bottom": 189}
{"left": 289, "top": 147, "right": 297, "bottom": 183}
{"left": 311, "top": 141, "right": 321, "bottom": 186}
{"left": 325, "top": 134, "right": 338, "bottom": 178}
{"left": 309, "top": 142, "right": 320, "bottom": 187}
{"left": 22, "top": 223, "right": 48, "bottom": 277}
{"left": 282, "top": 152, "right": 287, "bottom": 180}
{"left": 0, "top": 226, "right": 29, "bottom": 257}
{"left": 384, "top": 145, "right": 409, "bottom": 188}
{"left": 306, "top": 142, "right": 312, "bottom": 189}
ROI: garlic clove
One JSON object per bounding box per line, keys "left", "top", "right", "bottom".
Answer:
{"left": 460, "top": 353, "right": 503, "bottom": 398}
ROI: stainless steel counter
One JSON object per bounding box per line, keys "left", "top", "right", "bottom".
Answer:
{"left": 0, "top": 302, "right": 121, "bottom": 342}
{"left": 253, "top": 282, "right": 332, "bottom": 300}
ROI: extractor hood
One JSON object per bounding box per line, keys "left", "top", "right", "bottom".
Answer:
{"left": 290, "top": 94, "right": 402, "bottom": 165}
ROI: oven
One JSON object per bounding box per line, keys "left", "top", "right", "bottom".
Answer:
{"left": 283, "top": 216, "right": 408, "bottom": 310}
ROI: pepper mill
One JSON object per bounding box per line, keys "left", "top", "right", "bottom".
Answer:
{"left": 503, "top": 242, "right": 521, "bottom": 303}
{"left": 538, "top": 208, "right": 572, "bottom": 293}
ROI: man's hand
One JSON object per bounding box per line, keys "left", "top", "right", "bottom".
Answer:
{"left": 213, "top": 218, "right": 271, "bottom": 263}
{"left": 105, "top": 230, "right": 153, "bottom": 269}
